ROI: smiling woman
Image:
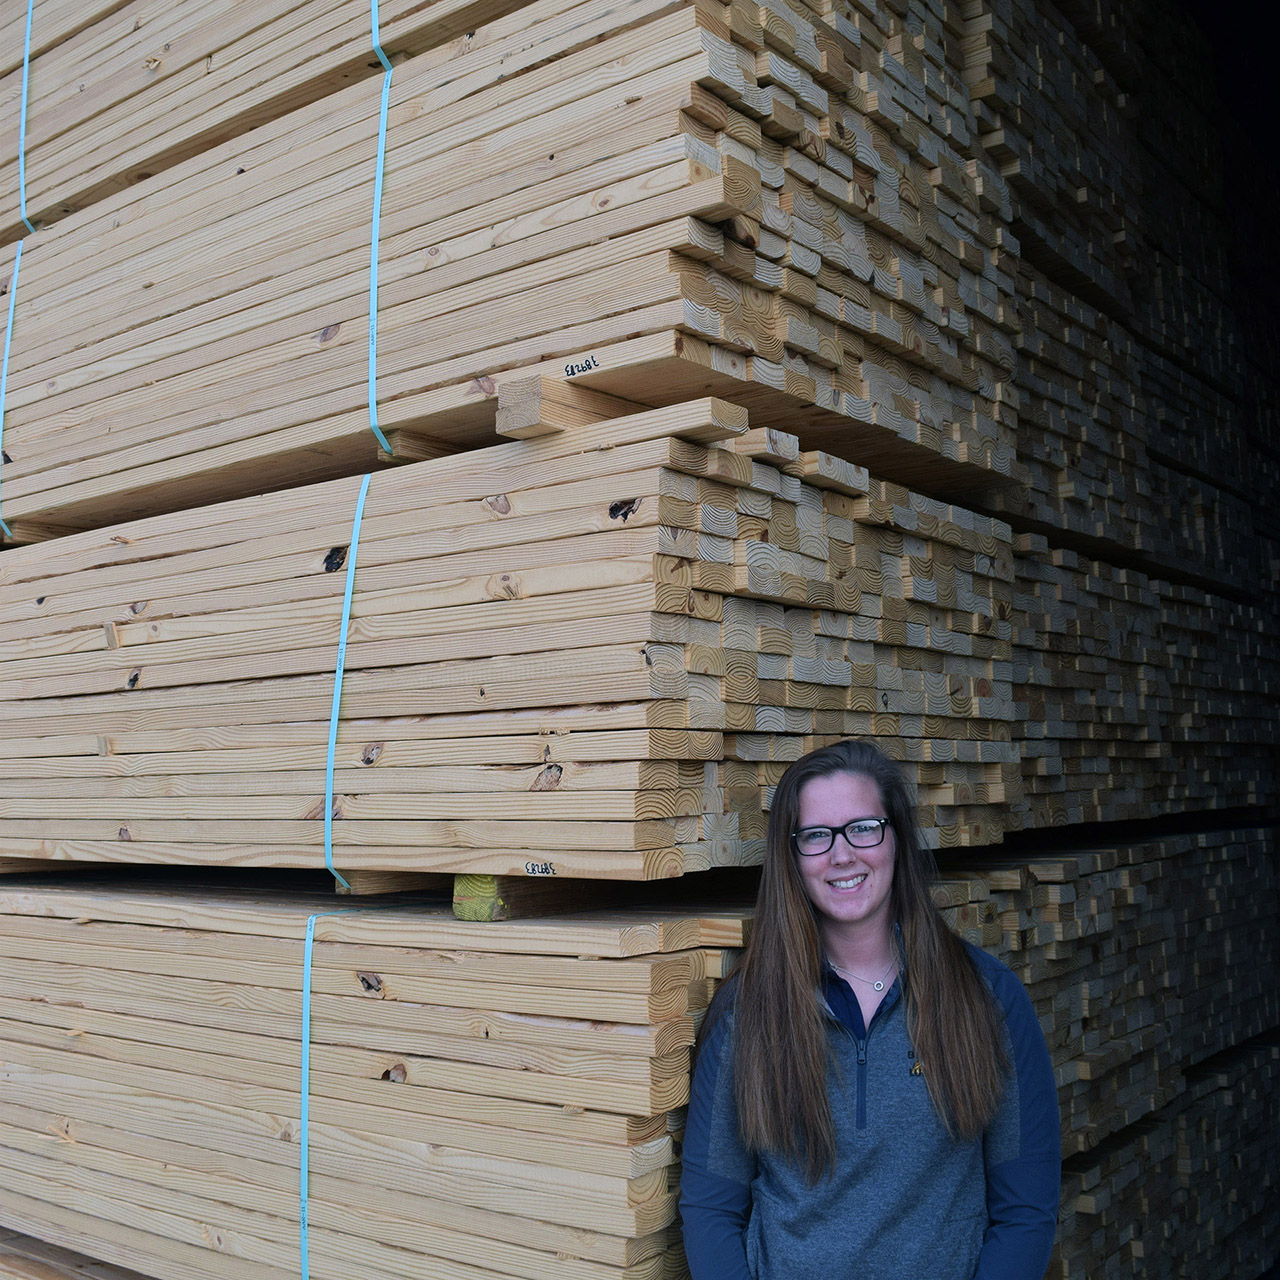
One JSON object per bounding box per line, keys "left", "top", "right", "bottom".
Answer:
{"left": 679, "top": 739, "right": 1062, "bottom": 1280}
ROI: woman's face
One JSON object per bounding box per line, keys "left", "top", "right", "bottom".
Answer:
{"left": 794, "top": 771, "right": 896, "bottom": 944}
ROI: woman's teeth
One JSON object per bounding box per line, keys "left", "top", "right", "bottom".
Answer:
{"left": 829, "top": 874, "right": 867, "bottom": 889}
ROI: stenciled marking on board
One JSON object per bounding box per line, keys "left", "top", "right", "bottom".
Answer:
{"left": 564, "top": 354, "right": 601, "bottom": 377}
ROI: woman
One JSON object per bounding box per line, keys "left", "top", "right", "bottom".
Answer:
{"left": 680, "top": 739, "right": 1060, "bottom": 1280}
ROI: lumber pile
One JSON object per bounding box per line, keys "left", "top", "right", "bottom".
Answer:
{"left": 1050, "top": 1036, "right": 1280, "bottom": 1280}
{"left": 0, "top": 0, "right": 1023, "bottom": 543}
{"left": 0, "top": 877, "right": 746, "bottom": 1280}
{"left": 958, "top": 0, "right": 1137, "bottom": 315}
{"left": 948, "top": 828, "right": 1280, "bottom": 1161}
{"left": 0, "top": 0, "right": 545, "bottom": 243}
{"left": 0, "top": 0, "right": 1276, "bottom": 1276}
{"left": 1010, "top": 536, "right": 1280, "bottom": 829}
{"left": 0, "top": 411, "right": 1020, "bottom": 878}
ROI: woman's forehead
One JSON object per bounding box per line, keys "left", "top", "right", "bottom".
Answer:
{"left": 797, "top": 772, "right": 886, "bottom": 817}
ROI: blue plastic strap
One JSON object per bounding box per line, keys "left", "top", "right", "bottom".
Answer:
{"left": 323, "top": 474, "right": 372, "bottom": 890}
{"left": 18, "top": 0, "right": 36, "bottom": 235}
{"left": 366, "top": 2, "right": 393, "bottom": 452}
{"left": 0, "top": 241, "right": 24, "bottom": 538}
{"left": 300, "top": 902, "right": 409, "bottom": 1275}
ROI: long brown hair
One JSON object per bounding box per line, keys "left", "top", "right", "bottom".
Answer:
{"left": 726, "top": 739, "right": 1008, "bottom": 1182}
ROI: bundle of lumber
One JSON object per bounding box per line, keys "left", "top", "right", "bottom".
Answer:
{"left": 958, "top": 0, "right": 1138, "bottom": 315}
{"left": 952, "top": 827, "right": 1280, "bottom": 1161}
{"left": 1053, "top": 1109, "right": 1183, "bottom": 1279}
{"left": 1173, "top": 1039, "right": 1280, "bottom": 1280}
{"left": 1158, "top": 581, "right": 1280, "bottom": 813}
{"left": 0, "top": 408, "right": 1018, "bottom": 881}
{"left": 995, "top": 264, "right": 1259, "bottom": 589}
{"left": 1051, "top": 1036, "right": 1280, "bottom": 1280}
{"left": 993, "top": 263, "right": 1148, "bottom": 556}
{"left": 1009, "top": 536, "right": 1280, "bottom": 829}
{"left": 0, "top": 0, "right": 550, "bottom": 243}
{"left": 0, "top": 0, "right": 1020, "bottom": 542}
{"left": 0, "top": 877, "right": 747, "bottom": 1280}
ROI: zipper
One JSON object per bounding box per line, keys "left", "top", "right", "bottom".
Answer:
{"left": 855, "top": 1035, "right": 868, "bottom": 1130}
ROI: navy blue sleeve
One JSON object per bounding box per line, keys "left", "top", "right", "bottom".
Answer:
{"left": 970, "top": 949, "right": 1062, "bottom": 1280}
{"left": 679, "top": 1003, "right": 755, "bottom": 1280}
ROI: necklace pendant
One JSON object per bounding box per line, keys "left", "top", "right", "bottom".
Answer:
{"left": 873, "top": 980, "right": 884, "bottom": 991}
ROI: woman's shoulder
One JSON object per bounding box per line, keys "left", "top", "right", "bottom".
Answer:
{"left": 697, "top": 970, "right": 741, "bottom": 1053}
{"left": 961, "top": 941, "right": 1032, "bottom": 1017}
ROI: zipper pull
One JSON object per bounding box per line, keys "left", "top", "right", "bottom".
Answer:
{"left": 856, "top": 1038, "right": 867, "bottom": 1066}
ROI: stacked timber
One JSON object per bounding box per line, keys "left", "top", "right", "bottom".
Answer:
{"left": 0, "top": 409, "right": 1019, "bottom": 877}
{"left": 1172, "top": 1040, "right": 1280, "bottom": 1280}
{"left": 0, "top": 877, "right": 747, "bottom": 1280}
{"left": 1050, "top": 1036, "right": 1280, "bottom": 1280}
{"left": 1009, "top": 536, "right": 1280, "bottom": 829}
{"left": 993, "top": 264, "right": 1147, "bottom": 556}
{"left": 958, "top": 0, "right": 1138, "bottom": 315}
{"left": 0, "top": 0, "right": 1021, "bottom": 543}
{"left": 0, "top": 0, "right": 548, "bottom": 241}
{"left": 952, "top": 828, "right": 1280, "bottom": 1162}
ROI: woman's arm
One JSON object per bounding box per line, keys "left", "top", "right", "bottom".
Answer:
{"left": 971, "top": 953, "right": 1062, "bottom": 1280}
{"left": 679, "top": 1004, "right": 756, "bottom": 1280}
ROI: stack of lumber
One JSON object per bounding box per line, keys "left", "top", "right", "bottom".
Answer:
{"left": 993, "top": 263, "right": 1147, "bottom": 555}
{"left": 951, "top": 827, "right": 1280, "bottom": 1161}
{"left": 1172, "top": 1039, "right": 1280, "bottom": 1280}
{"left": 0, "top": 411, "right": 1019, "bottom": 879}
{"left": 1009, "top": 536, "right": 1280, "bottom": 829}
{"left": 0, "top": 0, "right": 1023, "bottom": 543}
{"left": 1053, "top": 1114, "right": 1183, "bottom": 1280}
{"left": 996, "top": 270, "right": 1261, "bottom": 591}
{"left": 958, "top": 0, "right": 1137, "bottom": 315}
{"left": 958, "top": 0, "right": 1268, "bottom": 609}
{"left": 1010, "top": 538, "right": 1164, "bottom": 828}
{"left": 1050, "top": 1036, "right": 1280, "bottom": 1280}
{"left": 0, "top": 877, "right": 747, "bottom": 1280}
{"left": 0, "top": 0, "right": 548, "bottom": 242}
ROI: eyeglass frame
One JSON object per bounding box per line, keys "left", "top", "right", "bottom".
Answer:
{"left": 789, "top": 817, "right": 891, "bottom": 856}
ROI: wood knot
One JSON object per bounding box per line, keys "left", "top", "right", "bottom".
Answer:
{"left": 609, "top": 498, "right": 642, "bottom": 521}
{"left": 323, "top": 545, "right": 348, "bottom": 573}
{"left": 357, "top": 972, "right": 384, "bottom": 996}
{"left": 531, "top": 764, "right": 563, "bottom": 791}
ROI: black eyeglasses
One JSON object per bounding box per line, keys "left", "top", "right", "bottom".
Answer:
{"left": 791, "top": 817, "right": 890, "bottom": 856}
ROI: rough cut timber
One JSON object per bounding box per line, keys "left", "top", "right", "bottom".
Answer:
{"left": 0, "top": 0, "right": 1021, "bottom": 542}
{"left": 0, "top": 409, "right": 1019, "bottom": 877}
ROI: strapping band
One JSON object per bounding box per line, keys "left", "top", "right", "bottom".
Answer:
{"left": 2, "top": 0, "right": 38, "bottom": 537}
{"left": 367, "top": 2, "right": 393, "bottom": 452}
{"left": 301, "top": 903, "right": 412, "bottom": 1275}
{"left": 0, "top": 241, "right": 25, "bottom": 538}
{"left": 18, "top": 0, "right": 36, "bottom": 235}
{"left": 323, "top": 474, "right": 373, "bottom": 890}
